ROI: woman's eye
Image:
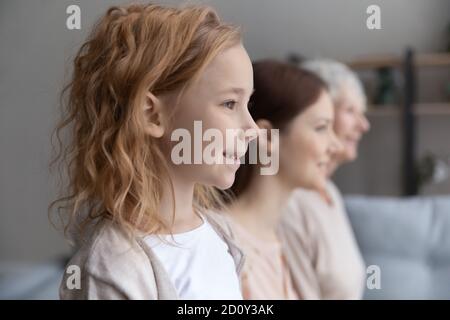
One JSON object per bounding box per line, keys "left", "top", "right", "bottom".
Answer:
{"left": 222, "top": 100, "right": 237, "bottom": 110}
{"left": 346, "top": 106, "right": 355, "bottom": 114}
{"left": 315, "top": 125, "right": 327, "bottom": 132}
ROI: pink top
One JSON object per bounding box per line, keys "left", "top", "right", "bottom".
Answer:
{"left": 229, "top": 218, "right": 299, "bottom": 300}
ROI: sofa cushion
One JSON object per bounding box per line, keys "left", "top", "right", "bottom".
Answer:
{"left": 344, "top": 196, "right": 450, "bottom": 299}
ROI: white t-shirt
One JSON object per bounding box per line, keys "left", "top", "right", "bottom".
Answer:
{"left": 144, "top": 215, "right": 243, "bottom": 300}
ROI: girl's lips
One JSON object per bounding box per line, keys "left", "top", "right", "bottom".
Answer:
{"left": 222, "top": 147, "right": 247, "bottom": 162}
{"left": 223, "top": 152, "right": 239, "bottom": 160}
{"left": 222, "top": 152, "right": 242, "bottom": 166}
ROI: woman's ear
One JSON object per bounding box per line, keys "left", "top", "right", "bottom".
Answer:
{"left": 143, "top": 92, "right": 165, "bottom": 138}
{"left": 256, "top": 119, "right": 273, "bottom": 129}
{"left": 255, "top": 119, "right": 274, "bottom": 141}
{"left": 255, "top": 119, "right": 275, "bottom": 155}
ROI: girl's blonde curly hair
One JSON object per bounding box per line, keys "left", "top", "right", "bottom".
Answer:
{"left": 48, "top": 3, "right": 241, "bottom": 243}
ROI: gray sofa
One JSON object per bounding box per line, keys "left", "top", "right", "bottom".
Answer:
{"left": 345, "top": 195, "right": 450, "bottom": 299}
{"left": 0, "top": 259, "right": 64, "bottom": 299}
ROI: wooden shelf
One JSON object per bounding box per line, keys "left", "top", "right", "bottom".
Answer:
{"left": 367, "top": 103, "right": 450, "bottom": 116}
{"left": 347, "top": 53, "right": 450, "bottom": 69}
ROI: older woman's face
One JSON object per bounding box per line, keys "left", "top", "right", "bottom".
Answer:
{"left": 333, "top": 83, "right": 370, "bottom": 162}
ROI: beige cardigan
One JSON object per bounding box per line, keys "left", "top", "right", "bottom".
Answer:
{"left": 59, "top": 212, "right": 245, "bottom": 300}
{"left": 278, "top": 181, "right": 366, "bottom": 299}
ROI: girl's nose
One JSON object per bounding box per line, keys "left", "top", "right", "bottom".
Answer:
{"left": 240, "top": 108, "right": 259, "bottom": 143}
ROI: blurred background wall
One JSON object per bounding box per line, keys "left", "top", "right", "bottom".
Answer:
{"left": 1, "top": 0, "right": 449, "bottom": 262}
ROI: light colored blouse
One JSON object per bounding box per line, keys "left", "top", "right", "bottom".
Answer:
{"left": 228, "top": 218, "right": 299, "bottom": 300}
{"left": 279, "top": 181, "right": 366, "bottom": 299}
{"left": 59, "top": 211, "right": 245, "bottom": 300}
{"left": 144, "top": 214, "right": 243, "bottom": 299}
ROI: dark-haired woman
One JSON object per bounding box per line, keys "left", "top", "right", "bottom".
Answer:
{"left": 225, "top": 60, "right": 340, "bottom": 299}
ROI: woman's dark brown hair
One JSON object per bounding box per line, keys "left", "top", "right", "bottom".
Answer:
{"left": 229, "top": 59, "right": 328, "bottom": 198}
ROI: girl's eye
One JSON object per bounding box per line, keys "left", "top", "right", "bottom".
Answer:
{"left": 222, "top": 100, "right": 237, "bottom": 110}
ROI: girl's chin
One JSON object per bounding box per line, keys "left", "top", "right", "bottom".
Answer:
{"left": 211, "top": 172, "right": 236, "bottom": 190}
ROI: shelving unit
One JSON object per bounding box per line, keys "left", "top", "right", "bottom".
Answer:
{"left": 367, "top": 103, "right": 450, "bottom": 117}
{"left": 348, "top": 52, "right": 450, "bottom": 69}
{"left": 347, "top": 51, "right": 450, "bottom": 196}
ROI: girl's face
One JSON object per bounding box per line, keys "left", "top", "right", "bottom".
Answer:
{"left": 277, "top": 90, "right": 340, "bottom": 192}
{"left": 162, "top": 44, "right": 258, "bottom": 189}
{"left": 333, "top": 84, "right": 370, "bottom": 162}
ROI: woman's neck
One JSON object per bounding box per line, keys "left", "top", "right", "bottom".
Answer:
{"left": 229, "top": 174, "right": 291, "bottom": 242}
{"left": 327, "top": 159, "right": 339, "bottom": 177}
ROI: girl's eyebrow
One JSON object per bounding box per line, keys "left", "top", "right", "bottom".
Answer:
{"left": 218, "top": 87, "right": 255, "bottom": 96}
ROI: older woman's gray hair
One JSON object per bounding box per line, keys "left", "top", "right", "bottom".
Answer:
{"left": 301, "top": 59, "right": 367, "bottom": 109}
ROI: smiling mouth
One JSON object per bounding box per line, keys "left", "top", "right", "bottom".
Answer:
{"left": 222, "top": 148, "right": 247, "bottom": 165}
{"left": 223, "top": 152, "right": 240, "bottom": 161}
{"left": 346, "top": 136, "right": 361, "bottom": 144}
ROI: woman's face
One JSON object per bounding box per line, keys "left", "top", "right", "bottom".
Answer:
{"left": 162, "top": 43, "right": 258, "bottom": 189}
{"left": 277, "top": 90, "right": 339, "bottom": 192}
{"left": 333, "top": 83, "right": 370, "bottom": 162}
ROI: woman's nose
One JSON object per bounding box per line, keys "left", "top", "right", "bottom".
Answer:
{"left": 359, "top": 113, "right": 370, "bottom": 132}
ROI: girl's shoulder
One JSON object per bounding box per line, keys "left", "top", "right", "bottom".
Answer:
{"left": 59, "top": 219, "right": 167, "bottom": 299}
{"left": 70, "top": 219, "right": 147, "bottom": 267}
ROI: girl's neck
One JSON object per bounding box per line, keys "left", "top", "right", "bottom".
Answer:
{"left": 159, "top": 174, "right": 202, "bottom": 234}
{"left": 229, "top": 174, "right": 291, "bottom": 242}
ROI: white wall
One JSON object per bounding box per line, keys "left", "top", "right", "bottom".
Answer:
{"left": 208, "top": 0, "right": 450, "bottom": 61}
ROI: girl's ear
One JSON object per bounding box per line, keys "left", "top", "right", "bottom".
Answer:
{"left": 143, "top": 92, "right": 166, "bottom": 138}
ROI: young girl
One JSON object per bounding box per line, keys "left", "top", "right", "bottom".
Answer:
{"left": 50, "top": 3, "right": 257, "bottom": 300}
{"left": 224, "top": 60, "right": 340, "bottom": 299}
